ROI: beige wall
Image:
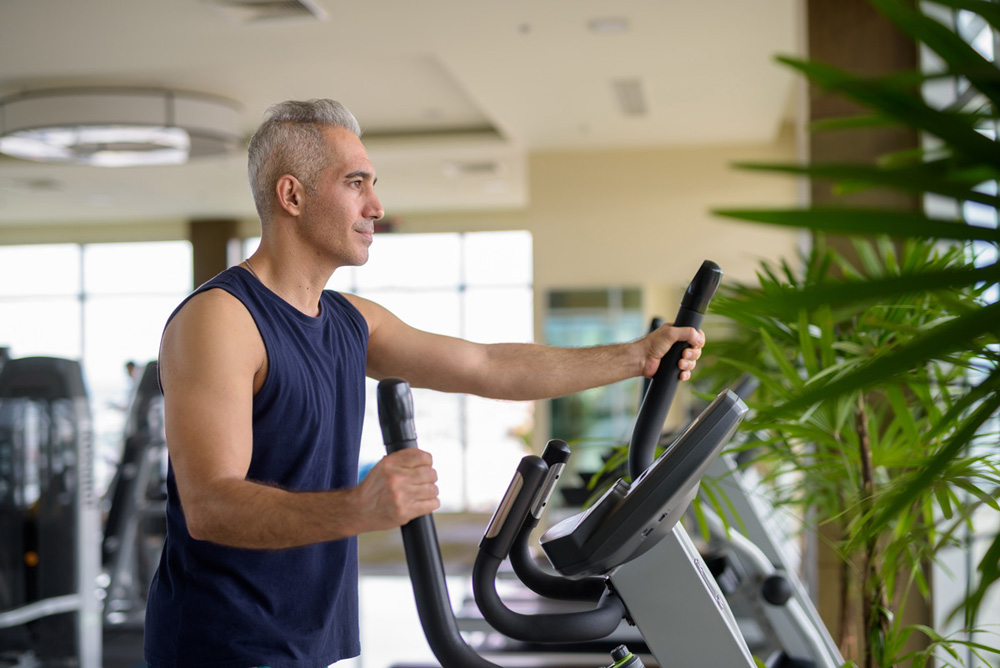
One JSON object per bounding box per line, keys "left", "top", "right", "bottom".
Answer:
{"left": 0, "top": 219, "right": 188, "bottom": 245}
{"left": 395, "top": 135, "right": 803, "bottom": 331}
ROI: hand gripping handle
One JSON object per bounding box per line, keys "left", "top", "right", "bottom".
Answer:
{"left": 628, "top": 260, "right": 722, "bottom": 481}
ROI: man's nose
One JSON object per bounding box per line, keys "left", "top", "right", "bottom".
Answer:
{"left": 367, "top": 190, "right": 384, "bottom": 220}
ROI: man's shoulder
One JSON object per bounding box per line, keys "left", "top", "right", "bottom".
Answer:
{"left": 334, "top": 292, "right": 376, "bottom": 331}
{"left": 176, "top": 285, "right": 248, "bottom": 319}
{"left": 166, "top": 285, "right": 257, "bottom": 344}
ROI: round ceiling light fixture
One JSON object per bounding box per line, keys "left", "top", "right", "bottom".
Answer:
{"left": 0, "top": 88, "right": 243, "bottom": 167}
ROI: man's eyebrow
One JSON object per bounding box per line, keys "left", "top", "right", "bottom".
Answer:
{"left": 344, "top": 170, "right": 375, "bottom": 182}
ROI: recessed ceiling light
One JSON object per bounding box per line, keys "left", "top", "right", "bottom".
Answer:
{"left": 588, "top": 17, "right": 630, "bottom": 35}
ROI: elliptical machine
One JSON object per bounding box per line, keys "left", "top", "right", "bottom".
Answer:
{"left": 377, "top": 261, "right": 841, "bottom": 668}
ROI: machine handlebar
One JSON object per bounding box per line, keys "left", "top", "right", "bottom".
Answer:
{"left": 628, "top": 260, "right": 722, "bottom": 480}
{"left": 377, "top": 378, "right": 502, "bottom": 668}
{"left": 508, "top": 440, "right": 608, "bottom": 602}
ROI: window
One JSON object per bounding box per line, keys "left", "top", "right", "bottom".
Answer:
{"left": 0, "top": 241, "right": 193, "bottom": 493}
{"left": 245, "top": 231, "right": 534, "bottom": 512}
{"left": 545, "top": 288, "right": 644, "bottom": 475}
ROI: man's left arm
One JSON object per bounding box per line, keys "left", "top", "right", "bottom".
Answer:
{"left": 345, "top": 294, "right": 703, "bottom": 401}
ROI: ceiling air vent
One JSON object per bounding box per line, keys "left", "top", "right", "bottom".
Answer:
{"left": 612, "top": 78, "right": 648, "bottom": 117}
{"left": 442, "top": 160, "right": 504, "bottom": 178}
{"left": 205, "top": 0, "right": 327, "bottom": 26}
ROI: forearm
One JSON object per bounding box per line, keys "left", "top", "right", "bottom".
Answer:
{"left": 468, "top": 323, "right": 705, "bottom": 400}
{"left": 177, "top": 447, "right": 438, "bottom": 550}
{"left": 361, "top": 295, "right": 704, "bottom": 403}
{"left": 471, "top": 340, "right": 647, "bottom": 401}
{"left": 181, "top": 478, "right": 365, "bottom": 550}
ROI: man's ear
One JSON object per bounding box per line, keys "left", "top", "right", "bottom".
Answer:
{"left": 275, "top": 174, "right": 304, "bottom": 216}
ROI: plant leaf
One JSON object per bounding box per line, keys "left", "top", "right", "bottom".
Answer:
{"left": 871, "top": 0, "right": 1000, "bottom": 107}
{"left": 776, "top": 55, "right": 1000, "bottom": 169}
{"left": 861, "top": 372, "right": 1000, "bottom": 542}
{"left": 731, "top": 161, "right": 1000, "bottom": 209}
{"left": 713, "top": 207, "right": 1000, "bottom": 243}
{"left": 767, "top": 301, "right": 1000, "bottom": 416}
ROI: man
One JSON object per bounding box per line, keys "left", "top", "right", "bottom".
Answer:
{"left": 144, "top": 99, "right": 704, "bottom": 668}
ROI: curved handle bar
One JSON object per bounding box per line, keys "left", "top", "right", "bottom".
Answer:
{"left": 472, "top": 446, "right": 625, "bottom": 641}
{"left": 471, "top": 452, "right": 627, "bottom": 642}
{"left": 378, "top": 378, "right": 504, "bottom": 668}
{"left": 473, "top": 551, "right": 626, "bottom": 642}
{"left": 628, "top": 260, "right": 722, "bottom": 480}
{"left": 509, "top": 524, "right": 609, "bottom": 601}
{"left": 508, "top": 440, "right": 607, "bottom": 601}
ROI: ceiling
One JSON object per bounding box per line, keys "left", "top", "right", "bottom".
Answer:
{"left": 0, "top": 0, "right": 801, "bottom": 228}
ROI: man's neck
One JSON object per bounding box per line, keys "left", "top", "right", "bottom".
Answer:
{"left": 244, "top": 247, "right": 337, "bottom": 318}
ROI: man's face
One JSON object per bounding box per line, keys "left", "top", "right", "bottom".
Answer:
{"left": 299, "top": 126, "right": 384, "bottom": 268}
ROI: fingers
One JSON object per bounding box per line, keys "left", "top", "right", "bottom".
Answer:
{"left": 677, "top": 334, "right": 703, "bottom": 381}
{"left": 678, "top": 344, "right": 701, "bottom": 379}
{"left": 383, "top": 448, "right": 440, "bottom": 506}
{"left": 671, "top": 325, "right": 706, "bottom": 350}
{"left": 645, "top": 324, "right": 706, "bottom": 380}
{"left": 356, "top": 449, "right": 440, "bottom": 531}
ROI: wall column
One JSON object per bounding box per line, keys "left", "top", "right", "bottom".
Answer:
{"left": 189, "top": 219, "right": 238, "bottom": 287}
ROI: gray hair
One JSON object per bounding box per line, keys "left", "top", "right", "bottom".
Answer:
{"left": 247, "top": 99, "right": 362, "bottom": 222}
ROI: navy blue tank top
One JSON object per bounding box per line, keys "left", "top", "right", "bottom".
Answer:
{"left": 144, "top": 266, "right": 369, "bottom": 668}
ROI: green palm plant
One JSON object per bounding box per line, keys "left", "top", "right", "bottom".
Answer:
{"left": 701, "top": 0, "right": 1000, "bottom": 665}
{"left": 584, "top": 2, "right": 998, "bottom": 664}
{"left": 703, "top": 236, "right": 999, "bottom": 667}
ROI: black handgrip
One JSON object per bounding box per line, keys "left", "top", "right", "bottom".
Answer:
{"left": 681, "top": 259, "right": 723, "bottom": 314}
{"left": 377, "top": 378, "right": 503, "bottom": 668}
{"left": 540, "top": 438, "right": 571, "bottom": 468}
{"left": 378, "top": 377, "right": 418, "bottom": 452}
{"left": 628, "top": 261, "right": 722, "bottom": 481}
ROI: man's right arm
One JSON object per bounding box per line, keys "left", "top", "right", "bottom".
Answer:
{"left": 159, "top": 289, "right": 439, "bottom": 550}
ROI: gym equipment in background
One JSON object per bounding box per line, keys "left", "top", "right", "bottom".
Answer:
{"left": 101, "top": 360, "right": 167, "bottom": 628}
{"left": 0, "top": 356, "right": 101, "bottom": 668}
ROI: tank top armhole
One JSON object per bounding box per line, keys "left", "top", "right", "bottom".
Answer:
{"left": 161, "top": 278, "right": 276, "bottom": 405}
{"left": 324, "top": 290, "right": 371, "bottom": 347}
